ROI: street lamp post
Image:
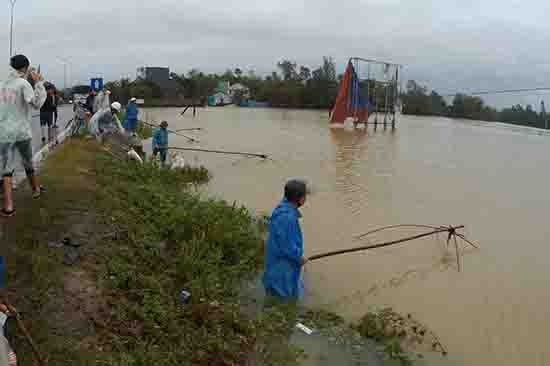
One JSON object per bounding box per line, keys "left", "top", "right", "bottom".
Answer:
{"left": 57, "top": 57, "right": 71, "bottom": 93}
{"left": 9, "top": 0, "right": 17, "bottom": 57}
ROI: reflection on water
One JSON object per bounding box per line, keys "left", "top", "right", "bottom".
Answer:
{"left": 145, "top": 107, "right": 550, "bottom": 366}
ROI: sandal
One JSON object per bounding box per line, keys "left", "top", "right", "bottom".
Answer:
{"left": 32, "top": 186, "right": 46, "bottom": 199}
{"left": 0, "top": 209, "right": 15, "bottom": 217}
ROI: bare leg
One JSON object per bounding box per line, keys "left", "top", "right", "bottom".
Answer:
{"left": 3, "top": 177, "right": 13, "bottom": 212}
{"left": 27, "top": 174, "right": 40, "bottom": 194}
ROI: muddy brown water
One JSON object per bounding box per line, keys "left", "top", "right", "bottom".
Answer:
{"left": 145, "top": 107, "right": 550, "bottom": 365}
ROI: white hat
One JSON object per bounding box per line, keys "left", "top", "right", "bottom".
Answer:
{"left": 130, "top": 97, "right": 137, "bottom": 102}
{"left": 111, "top": 102, "right": 122, "bottom": 112}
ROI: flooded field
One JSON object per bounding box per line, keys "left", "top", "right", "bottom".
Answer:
{"left": 146, "top": 106, "right": 550, "bottom": 365}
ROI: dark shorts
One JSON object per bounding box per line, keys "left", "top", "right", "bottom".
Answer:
{"left": 153, "top": 148, "right": 167, "bottom": 163}
{"left": 0, "top": 139, "right": 34, "bottom": 177}
{"left": 40, "top": 112, "right": 54, "bottom": 127}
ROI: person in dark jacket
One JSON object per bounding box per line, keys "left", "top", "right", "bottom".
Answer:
{"left": 262, "top": 179, "right": 309, "bottom": 300}
{"left": 85, "top": 90, "right": 96, "bottom": 114}
{"left": 39, "top": 84, "right": 57, "bottom": 143}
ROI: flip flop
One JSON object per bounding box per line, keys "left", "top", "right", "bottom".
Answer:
{"left": 32, "top": 186, "right": 46, "bottom": 199}
{"left": 0, "top": 209, "right": 15, "bottom": 217}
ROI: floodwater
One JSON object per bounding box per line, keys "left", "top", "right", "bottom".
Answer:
{"left": 145, "top": 107, "right": 550, "bottom": 366}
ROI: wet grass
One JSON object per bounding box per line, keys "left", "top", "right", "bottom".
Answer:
{"left": 1, "top": 138, "right": 302, "bottom": 366}
{"left": 93, "top": 154, "right": 268, "bottom": 365}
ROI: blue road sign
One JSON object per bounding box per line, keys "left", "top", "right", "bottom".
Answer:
{"left": 90, "top": 78, "right": 104, "bottom": 91}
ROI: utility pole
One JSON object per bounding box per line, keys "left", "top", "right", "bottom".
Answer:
{"left": 57, "top": 57, "right": 71, "bottom": 93}
{"left": 9, "top": 0, "right": 17, "bottom": 57}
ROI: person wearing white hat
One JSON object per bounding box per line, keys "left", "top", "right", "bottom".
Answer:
{"left": 89, "top": 101, "right": 123, "bottom": 139}
{"left": 124, "top": 97, "right": 139, "bottom": 134}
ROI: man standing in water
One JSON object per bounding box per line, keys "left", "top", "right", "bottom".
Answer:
{"left": 152, "top": 121, "right": 169, "bottom": 165}
{"left": 0, "top": 55, "right": 47, "bottom": 217}
{"left": 263, "top": 179, "right": 309, "bottom": 300}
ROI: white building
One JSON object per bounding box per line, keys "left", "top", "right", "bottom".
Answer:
{"left": 228, "top": 83, "right": 250, "bottom": 99}
{"left": 211, "top": 92, "right": 233, "bottom": 106}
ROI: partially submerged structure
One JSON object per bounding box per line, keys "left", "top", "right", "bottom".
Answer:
{"left": 330, "top": 57, "right": 402, "bottom": 129}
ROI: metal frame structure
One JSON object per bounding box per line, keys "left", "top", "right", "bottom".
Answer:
{"left": 349, "top": 57, "right": 403, "bottom": 128}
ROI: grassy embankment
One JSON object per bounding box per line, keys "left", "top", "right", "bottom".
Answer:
{"left": 2, "top": 138, "right": 302, "bottom": 366}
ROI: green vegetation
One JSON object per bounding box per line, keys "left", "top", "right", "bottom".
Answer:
{"left": 356, "top": 308, "right": 447, "bottom": 365}
{"left": 402, "top": 80, "right": 550, "bottom": 128}
{"left": 2, "top": 139, "right": 305, "bottom": 366}
{"left": 136, "top": 120, "right": 153, "bottom": 139}
{"left": 106, "top": 57, "right": 339, "bottom": 109}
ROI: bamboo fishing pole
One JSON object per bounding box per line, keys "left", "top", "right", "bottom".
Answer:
{"left": 2, "top": 301, "right": 46, "bottom": 365}
{"left": 308, "top": 225, "right": 468, "bottom": 262}
{"left": 175, "top": 128, "right": 203, "bottom": 132}
{"left": 167, "top": 146, "right": 269, "bottom": 159}
{"left": 141, "top": 121, "right": 199, "bottom": 143}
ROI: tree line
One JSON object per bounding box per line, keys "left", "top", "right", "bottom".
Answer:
{"left": 102, "top": 57, "right": 339, "bottom": 109}
{"left": 402, "top": 80, "right": 550, "bottom": 129}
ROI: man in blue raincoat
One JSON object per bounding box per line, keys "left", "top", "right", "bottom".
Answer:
{"left": 263, "top": 179, "right": 309, "bottom": 300}
{"left": 124, "top": 97, "right": 139, "bottom": 134}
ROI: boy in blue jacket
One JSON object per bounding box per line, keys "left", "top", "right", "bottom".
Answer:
{"left": 262, "top": 179, "right": 309, "bottom": 300}
{"left": 152, "top": 121, "right": 169, "bottom": 165}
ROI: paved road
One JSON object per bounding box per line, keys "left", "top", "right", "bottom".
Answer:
{"left": 30, "top": 105, "right": 74, "bottom": 151}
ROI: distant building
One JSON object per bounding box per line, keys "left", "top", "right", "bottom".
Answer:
{"left": 137, "top": 66, "right": 179, "bottom": 98}
{"left": 215, "top": 81, "right": 230, "bottom": 94}
{"left": 228, "top": 83, "right": 250, "bottom": 99}
{"left": 208, "top": 92, "right": 233, "bottom": 107}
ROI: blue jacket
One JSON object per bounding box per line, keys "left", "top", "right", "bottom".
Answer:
{"left": 125, "top": 102, "right": 138, "bottom": 121}
{"left": 262, "top": 198, "right": 304, "bottom": 299}
{"left": 152, "top": 128, "right": 168, "bottom": 149}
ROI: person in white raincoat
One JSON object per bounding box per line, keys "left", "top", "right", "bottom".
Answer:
{"left": 0, "top": 55, "right": 46, "bottom": 217}
{"left": 88, "top": 102, "right": 124, "bottom": 139}
{"left": 93, "top": 89, "right": 111, "bottom": 113}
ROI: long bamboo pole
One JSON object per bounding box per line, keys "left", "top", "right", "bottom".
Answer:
{"left": 167, "top": 146, "right": 268, "bottom": 159}
{"left": 175, "top": 128, "right": 203, "bottom": 132}
{"left": 308, "top": 225, "right": 465, "bottom": 262}
{"left": 141, "top": 121, "right": 199, "bottom": 143}
{"left": 4, "top": 301, "right": 46, "bottom": 365}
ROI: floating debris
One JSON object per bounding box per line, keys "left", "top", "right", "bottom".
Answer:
{"left": 357, "top": 308, "right": 448, "bottom": 360}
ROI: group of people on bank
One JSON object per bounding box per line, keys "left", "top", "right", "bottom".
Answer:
{"left": 1, "top": 55, "right": 308, "bottom": 308}
{"left": 0, "top": 54, "right": 172, "bottom": 217}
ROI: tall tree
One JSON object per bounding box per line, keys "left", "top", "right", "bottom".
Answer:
{"left": 234, "top": 68, "right": 243, "bottom": 79}
{"left": 277, "top": 60, "right": 298, "bottom": 81}
{"left": 299, "top": 66, "right": 311, "bottom": 81}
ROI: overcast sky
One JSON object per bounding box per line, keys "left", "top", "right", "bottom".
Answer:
{"left": 2, "top": 0, "right": 550, "bottom": 107}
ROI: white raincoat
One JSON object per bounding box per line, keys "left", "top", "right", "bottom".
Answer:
{"left": 93, "top": 91, "right": 110, "bottom": 113}
{"left": 89, "top": 108, "right": 123, "bottom": 136}
{"left": 0, "top": 67, "right": 46, "bottom": 144}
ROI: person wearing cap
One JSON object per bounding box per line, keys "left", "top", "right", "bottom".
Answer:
{"left": 124, "top": 97, "right": 139, "bottom": 134}
{"left": 262, "top": 179, "right": 309, "bottom": 300}
{"left": 0, "top": 54, "right": 47, "bottom": 217}
{"left": 88, "top": 102, "right": 123, "bottom": 139}
{"left": 152, "top": 121, "right": 169, "bottom": 165}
